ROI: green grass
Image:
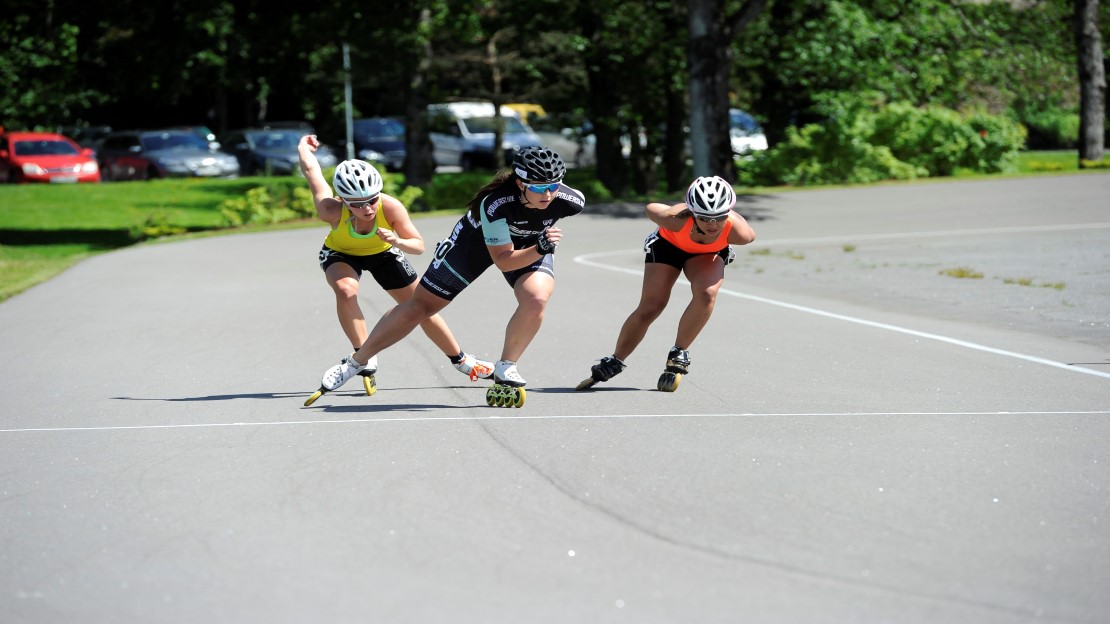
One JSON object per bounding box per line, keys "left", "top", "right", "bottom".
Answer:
{"left": 1014, "top": 150, "right": 1079, "bottom": 174}
{"left": 939, "top": 267, "right": 984, "bottom": 279}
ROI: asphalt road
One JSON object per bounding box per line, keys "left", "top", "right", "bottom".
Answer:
{"left": 1, "top": 173, "right": 1108, "bottom": 623}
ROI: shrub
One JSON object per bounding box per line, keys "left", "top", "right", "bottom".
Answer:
{"left": 738, "top": 100, "right": 1025, "bottom": 186}
{"left": 1020, "top": 108, "right": 1080, "bottom": 149}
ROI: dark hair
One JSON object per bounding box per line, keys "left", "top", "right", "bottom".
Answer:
{"left": 465, "top": 168, "right": 517, "bottom": 222}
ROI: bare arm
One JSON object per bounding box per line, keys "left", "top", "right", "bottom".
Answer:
{"left": 727, "top": 212, "right": 757, "bottom": 245}
{"left": 378, "top": 197, "right": 425, "bottom": 255}
{"left": 298, "top": 135, "right": 341, "bottom": 226}
{"left": 645, "top": 202, "right": 689, "bottom": 232}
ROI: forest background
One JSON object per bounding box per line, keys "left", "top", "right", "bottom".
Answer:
{"left": 1, "top": 0, "right": 1107, "bottom": 195}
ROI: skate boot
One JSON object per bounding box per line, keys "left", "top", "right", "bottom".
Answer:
{"left": 453, "top": 352, "right": 494, "bottom": 381}
{"left": 486, "top": 360, "right": 526, "bottom": 408}
{"left": 357, "top": 355, "right": 379, "bottom": 396}
{"left": 657, "top": 347, "right": 690, "bottom": 392}
{"left": 304, "top": 353, "right": 367, "bottom": 406}
{"left": 575, "top": 355, "right": 626, "bottom": 391}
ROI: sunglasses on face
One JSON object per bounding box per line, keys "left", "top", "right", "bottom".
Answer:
{"left": 345, "top": 195, "right": 379, "bottom": 208}
{"left": 524, "top": 182, "right": 561, "bottom": 194}
{"left": 696, "top": 214, "right": 728, "bottom": 223}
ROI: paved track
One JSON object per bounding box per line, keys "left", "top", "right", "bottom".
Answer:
{"left": 1, "top": 174, "right": 1108, "bottom": 623}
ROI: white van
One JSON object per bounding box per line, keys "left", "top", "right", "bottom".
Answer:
{"left": 427, "top": 102, "right": 543, "bottom": 170}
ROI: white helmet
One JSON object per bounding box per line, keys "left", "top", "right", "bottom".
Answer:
{"left": 333, "top": 160, "right": 383, "bottom": 199}
{"left": 685, "top": 176, "right": 735, "bottom": 219}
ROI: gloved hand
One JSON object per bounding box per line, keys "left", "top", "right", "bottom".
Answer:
{"left": 535, "top": 227, "right": 559, "bottom": 255}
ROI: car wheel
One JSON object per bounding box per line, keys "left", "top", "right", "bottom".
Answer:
{"left": 145, "top": 165, "right": 160, "bottom": 180}
{"left": 459, "top": 153, "right": 474, "bottom": 172}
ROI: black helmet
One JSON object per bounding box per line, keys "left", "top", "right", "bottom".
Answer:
{"left": 512, "top": 147, "right": 566, "bottom": 183}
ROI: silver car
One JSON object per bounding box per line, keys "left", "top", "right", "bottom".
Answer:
{"left": 97, "top": 130, "right": 240, "bottom": 181}
{"left": 221, "top": 128, "right": 338, "bottom": 176}
{"left": 428, "top": 102, "right": 543, "bottom": 171}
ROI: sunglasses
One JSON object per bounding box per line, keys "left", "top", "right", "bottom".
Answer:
{"left": 524, "top": 182, "right": 561, "bottom": 194}
{"left": 345, "top": 195, "right": 379, "bottom": 208}
{"left": 695, "top": 214, "right": 729, "bottom": 223}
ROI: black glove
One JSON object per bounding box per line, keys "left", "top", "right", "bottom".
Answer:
{"left": 535, "top": 227, "right": 558, "bottom": 255}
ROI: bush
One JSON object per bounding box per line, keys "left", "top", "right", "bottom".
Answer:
{"left": 738, "top": 100, "right": 1025, "bottom": 186}
{"left": 738, "top": 112, "right": 924, "bottom": 186}
{"left": 1020, "top": 109, "right": 1080, "bottom": 150}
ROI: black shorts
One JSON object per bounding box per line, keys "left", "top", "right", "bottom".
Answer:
{"left": 420, "top": 238, "right": 556, "bottom": 302}
{"left": 318, "top": 245, "right": 418, "bottom": 291}
{"left": 643, "top": 231, "right": 735, "bottom": 269}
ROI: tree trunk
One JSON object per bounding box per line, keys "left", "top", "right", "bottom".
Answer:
{"left": 687, "top": 0, "right": 733, "bottom": 180}
{"left": 403, "top": 7, "right": 436, "bottom": 187}
{"left": 488, "top": 36, "right": 507, "bottom": 169}
{"left": 580, "top": 8, "right": 629, "bottom": 196}
{"left": 1075, "top": 0, "right": 1106, "bottom": 166}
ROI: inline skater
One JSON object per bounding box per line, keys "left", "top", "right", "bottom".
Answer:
{"left": 312, "top": 146, "right": 585, "bottom": 407}
{"left": 298, "top": 135, "right": 492, "bottom": 405}
{"left": 577, "top": 175, "right": 756, "bottom": 392}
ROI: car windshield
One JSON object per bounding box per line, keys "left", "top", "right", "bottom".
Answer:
{"left": 729, "top": 110, "right": 762, "bottom": 134}
{"left": 14, "top": 140, "right": 79, "bottom": 156}
{"left": 461, "top": 116, "right": 529, "bottom": 134}
{"left": 355, "top": 119, "right": 405, "bottom": 139}
{"left": 141, "top": 132, "right": 209, "bottom": 151}
{"left": 249, "top": 130, "right": 300, "bottom": 150}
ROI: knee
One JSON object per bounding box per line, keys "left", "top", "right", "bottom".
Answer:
{"left": 331, "top": 279, "right": 359, "bottom": 302}
{"left": 517, "top": 290, "right": 550, "bottom": 316}
{"left": 632, "top": 299, "right": 668, "bottom": 322}
{"left": 692, "top": 284, "right": 719, "bottom": 307}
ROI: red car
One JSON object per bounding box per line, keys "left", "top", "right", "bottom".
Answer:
{"left": 0, "top": 131, "right": 101, "bottom": 183}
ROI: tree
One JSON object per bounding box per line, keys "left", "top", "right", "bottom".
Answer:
{"left": 1075, "top": 0, "right": 1106, "bottom": 165}
{"left": 687, "top": 0, "right": 766, "bottom": 181}
{"left": 0, "top": 4, "right": 106, "bottom": 130}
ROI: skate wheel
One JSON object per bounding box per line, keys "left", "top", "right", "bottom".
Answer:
{"left": 657, "top": 372, "right": 681, "bottom": 392}
{"left": 512, "top": 387, "right": 526, "bottom": 408}
{"left": 304, "top": 389, "right": 324, "bottom": 407}
{"left": 362, "top": 375, "right": 377, "bottom": 396}
{"left": 575, "top": 377, "right": 598, "bottom": 391}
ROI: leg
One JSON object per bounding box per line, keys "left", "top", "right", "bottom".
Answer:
{"left": 385, "top": 282, "right": 462, "bottom": 358}
{"left": 500, "top": 271, "right": 555, "bottom": 362}
{"left": 325, "top": 262, "right": 368, "bottom": 349}
{"left": 352, "top": 286, "right": 449, "bottom": 366}
{"left": 611, "top": 263, "right": 682, "bottom": 360}
{"left": 674, "top": 254, "right": 726, "bottom": 350}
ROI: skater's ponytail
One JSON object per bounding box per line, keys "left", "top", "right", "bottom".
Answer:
{"left": 465, "top": 168, "right": 516, "bottom": 222}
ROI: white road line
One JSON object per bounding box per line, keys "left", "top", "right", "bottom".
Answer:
{"left": 573, "top": 250, "right": 1110, "bottom": 381}
{"left": 751, "top": 222, "right": 1110, "bottom": 247}
{"left": 2, "top": 411, "right": 1108, "bottom": 434}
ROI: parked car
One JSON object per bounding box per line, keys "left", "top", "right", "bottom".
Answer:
{"left": 530, "top": 115, "right": 595, "bottom": 168}
{"left": 221, "top": 127, "right": 338, "bottom": 176}
{"left": 166, "top": 125, "right": 221, "bottom": 150}
{"left": 729, "top": 108, "right": 768, "bottom": 155}
{"left": 428, "top": 102, "right": 543, "bottom": 170}
{"left": 56, "top": 125, "right": 113, "bottom": 155}
{"left": 0, "top": 131, "right": 100, "bottom": 183}
{"left": 353, "top": 117, "right": 406, "bottom": 171}
{"left": 96, "top": 129, "right": 239, "bottom": 181}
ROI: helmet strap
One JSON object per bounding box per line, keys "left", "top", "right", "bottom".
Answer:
{"left": 691, "top": 218, "right": 707, "bottom": 235}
